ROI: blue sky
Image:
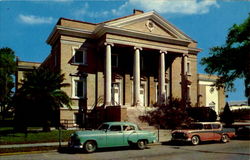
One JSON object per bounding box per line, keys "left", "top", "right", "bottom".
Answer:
{"left": 0, "top": 0, "right": 249, "bottom": 102}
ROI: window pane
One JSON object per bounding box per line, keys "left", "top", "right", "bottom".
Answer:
{"left": 112, "top": 55, "right": 118, "bottom": 67}
{"left": 75, "top": 50, "right": 83, "bottom": 63}
{"left": 110, "top": 125, "right": 121, "bottom": 131}
{"left": 75, "top": 80, "right": 83, "bottom": 97}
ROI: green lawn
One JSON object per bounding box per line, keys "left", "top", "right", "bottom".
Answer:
{"left": 0, "top": 127, "right": 75, "bottom": 145}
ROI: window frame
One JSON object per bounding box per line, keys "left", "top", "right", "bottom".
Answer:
{"left": 72, "top": 46, "right": 87, "bottom": 65}
{"left": 72, "top": 76, "right": 87, "bottom": 99}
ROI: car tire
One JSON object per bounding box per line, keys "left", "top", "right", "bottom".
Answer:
{"left": 221, "top": 134, "right": 229, "bottom": 143}
{"left": 137, "top": 140, "right": 146, "bottom": 150}
{"left": 84, "top": 141, "right": 97, "bottom": 153}
{"left": 191, "top": 136, "right": 200, "bottom": 145}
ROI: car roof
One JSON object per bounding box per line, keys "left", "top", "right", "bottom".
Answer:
{"left": 103, "top": 121, "right": 136, "bottom": 126}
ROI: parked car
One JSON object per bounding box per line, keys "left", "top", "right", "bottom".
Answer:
{"left": 171, "top": 122, "right": 235, "bottom": 145}
{"left": 236, "top": 126, "right": 250, "bottom": 139}
{"left": 68, "top": 121, "right": 157, "bottom": 153}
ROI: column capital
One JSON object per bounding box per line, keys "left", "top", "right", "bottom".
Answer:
{"left": 183, "top": 53, "right": 189, "bottom": 57}
{"left": 104, "top": 42, "right": 114, "bottom": 47}
{"left": 160, "top": 50, "right": 167, "bottom": 54}
{"left": 134, "top": 46, "right": 143, "bottom": 51}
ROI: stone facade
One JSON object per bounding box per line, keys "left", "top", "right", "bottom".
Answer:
{"left": 16, "top": 10, "right": 225, "bottom": 127}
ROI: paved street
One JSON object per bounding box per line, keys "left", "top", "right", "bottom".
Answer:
{"left": 1, "top": 140, "right": 249, "bottom": 160}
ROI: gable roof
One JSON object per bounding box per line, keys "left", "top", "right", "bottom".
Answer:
{"left": 101, "top": 11, "right": 195, "bottom": 42}
{"left": 47, "top": 10, "right": 198, "bottom": 49}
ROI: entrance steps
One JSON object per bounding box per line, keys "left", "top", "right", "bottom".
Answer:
{"left": 126, "top": 106, "right": 156, "bottom": 130}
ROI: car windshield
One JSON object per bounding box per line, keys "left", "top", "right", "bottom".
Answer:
{"left": 188, "top": 124, "right": 203, "bottom": 129}
{"left": 97, "top": 124, "right": 109, "bottom": 130}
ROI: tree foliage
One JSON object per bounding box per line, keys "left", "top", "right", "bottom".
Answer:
{"left": 187, "top": 107, "right": 217, "bottom": 122}
{"left": 201, "top": 14, "right": 250, "bottom": 104}
{"left": 140, "top": 98, "right": 192, "bottom": 129}
{"left": 220, "top": 102, "right": 234, "bottom": 126}
{"left": 14, "top": 67, "right": 71, "bottom": 132}
{"left": 232, "top": 109, "right": 250, "bottom": 121}
{"left": 0, "top": 47, "right": 16, "bottom": 120}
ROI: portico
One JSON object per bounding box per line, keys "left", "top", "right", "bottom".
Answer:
{"left": 103, "top": 39, "right": 193, "bottom": 107}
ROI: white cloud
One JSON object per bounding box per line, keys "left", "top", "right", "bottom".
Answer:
{"left": 112, "top": 0, "right": 219, "bottom": 16}
{"left": 73, "top": 2, "right": 110, "bottom": 19}
{"left": 18, "top": 14, "right": 54, "bottom": 25}
{"left": 73, "top": 0, "right": 219, "bottom": 21}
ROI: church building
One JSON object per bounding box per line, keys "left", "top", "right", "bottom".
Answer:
{"left": 16, "top": 10, "right": 225, "bottom": 127}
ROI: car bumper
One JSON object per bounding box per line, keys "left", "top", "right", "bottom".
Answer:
{"left": 171, "top": 137, "right": 191, "bottom": 142}
{"left": 68, "top": 142, "right": 83, "bottom": 149}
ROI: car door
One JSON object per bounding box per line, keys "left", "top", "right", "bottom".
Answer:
{"left": 123, "top": 125, "right": 136, "bottom": 146}
{"left": 212, "top": 124, "right": 222, "bottom": 140}
{"left": 106, "top": 125, "right": 124, "bottom": 147}
{"left": 203, "top": 124, "right": 214, "bottom": 140}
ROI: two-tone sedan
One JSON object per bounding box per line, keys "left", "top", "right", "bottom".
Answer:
{"left": 171, "top": 122, "right": 235, "bottom": 145}
{"left": 68, "top": 122, "right": 157, "bottom": 153}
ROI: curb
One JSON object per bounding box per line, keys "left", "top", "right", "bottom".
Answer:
{"left": 0, "top": 150, "right": 53, "bottom": 156}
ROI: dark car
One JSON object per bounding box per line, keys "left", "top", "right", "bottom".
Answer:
{"left": 237, "top": 126, "right": 250, "bottom": 139}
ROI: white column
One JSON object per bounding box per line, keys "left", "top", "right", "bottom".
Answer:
{"left": 159, "top": 50, "right": 166, "bottom": 104}
{"left": 182, "top": 53, "right": 189, "bottom": 105}
{"left": 133, "top": 47, "right": 142, "bottom": 106}
{"left": 104, "top": 42, "right": 113, "bottom": 106}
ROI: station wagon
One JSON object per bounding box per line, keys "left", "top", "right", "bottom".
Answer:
{"left": 171, "top": 122, "right": 235, "bottom": 145}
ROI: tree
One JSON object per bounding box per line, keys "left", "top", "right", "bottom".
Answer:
{"left": 14, "top": 67, "right": 71, "bottom": 132}
{"left": 201, "top": 14, "right": 250, "bottom": 104}
{"left": 187, "top": 107, "right": 217, "bottom": 122}
{"left": 0, "top": 47, "right": 16, "bottom": 120}
{"left": 220, "top": 102, "right": 234, "bottom": 126}
{"left": 139, "top": 98, "right": 192, "bottom": 129}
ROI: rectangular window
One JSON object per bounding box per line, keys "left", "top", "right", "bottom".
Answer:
{"left": 112, "top": 54, "right": 118, "bottom": 68}
{"left": 73, "top": 77, "right": 86, "bottom": 99}
{"left": 54, "top": 54, "right": 57, "bottom": 66}
{"left": 73, "top": 48, "right": 87, "bottom": 65}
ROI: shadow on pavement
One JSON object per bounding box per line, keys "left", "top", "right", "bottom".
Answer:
{"left": 58, "top": 146, "right": 152, "bottom": 154}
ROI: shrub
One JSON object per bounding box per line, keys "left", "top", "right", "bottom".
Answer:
{"left": 139, "top": 98, "right": 192, "bottom": 129}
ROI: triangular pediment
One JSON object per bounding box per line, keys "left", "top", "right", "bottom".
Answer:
{"left": 121, "top": 19, "right": 177, "bottom": 38}
{"left": 104, "top": 11, "right": 193, "bottom": 42}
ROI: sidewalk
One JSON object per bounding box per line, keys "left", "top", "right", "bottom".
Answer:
{"left": 0, "top": 142, "right": 68, "bottom": 149}
{"left": 0, "top": 129, "right": 172, "bottom": 150}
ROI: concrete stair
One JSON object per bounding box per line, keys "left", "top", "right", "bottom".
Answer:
{"left": 126, "top": 106, "right": 156, "bottom": 130}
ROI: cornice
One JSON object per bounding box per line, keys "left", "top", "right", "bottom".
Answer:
{"left": 46, "top": 25, "right": 93, "bottom": 45}
{"left": 94, "top": 25, "right": 191, "bottom": 46}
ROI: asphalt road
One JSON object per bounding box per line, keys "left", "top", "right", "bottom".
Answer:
{"left": 1, "top": 140, "right": 249, "bottom": 160}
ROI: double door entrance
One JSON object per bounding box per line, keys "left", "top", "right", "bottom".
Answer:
{"left": 111, "top": 81, "right": 147, "bottom": 106}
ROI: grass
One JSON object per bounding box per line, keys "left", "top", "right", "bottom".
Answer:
{"left": 0, "top": 127, "right": 75, "bottom": 145}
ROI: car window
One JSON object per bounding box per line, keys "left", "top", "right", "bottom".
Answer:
{"left": 123, "top": 125, "right": 135, "bottom": 131}
{"left": 189, "top": 124, "right": 203, "bottom": 129}
{"left": 204, "top": 124, "right": 212, "bottom": 129}
{"left": 109, "top": 125, "right": 122, "bottom": 131}
{"left": 98, "top": 124, "right": 109, "bottom": 130}
{"left": 212, "top": 124, "right": 221, "bottom": 129}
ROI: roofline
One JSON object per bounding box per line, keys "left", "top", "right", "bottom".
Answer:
{"left": 57, "top": 17, "right": 98, "bottom": 25}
